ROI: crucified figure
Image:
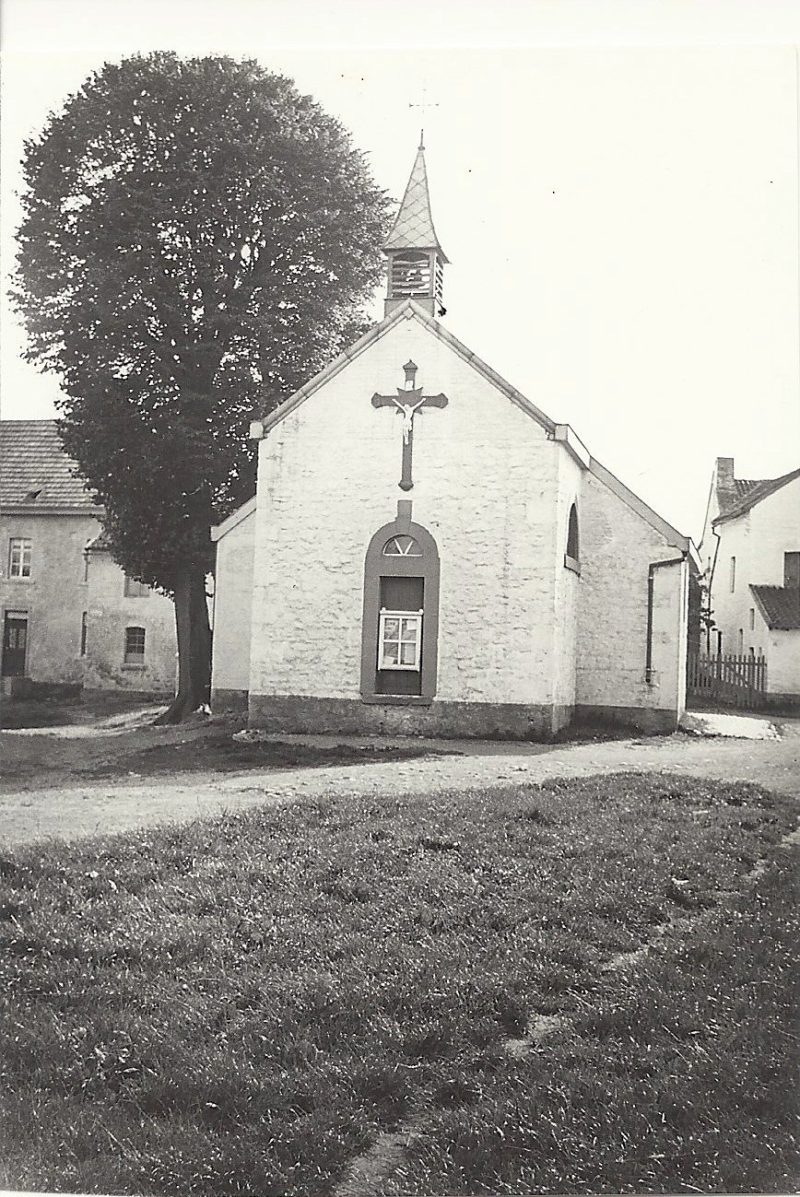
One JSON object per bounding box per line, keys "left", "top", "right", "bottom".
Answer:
{"left": 371, "top": 360, "right": 448, "bottom": 491}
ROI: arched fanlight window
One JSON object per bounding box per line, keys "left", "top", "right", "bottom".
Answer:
{"left": 565, "top": 503, "right": 580, "bottom": 570}
{"left": 383, "top": 535, "right": 422, "bottom": 557}
{"left": 362, "top": 519, "right": 440, "bottom": 702}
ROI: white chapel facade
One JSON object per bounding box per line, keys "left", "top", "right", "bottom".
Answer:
{"left": 211, "top": 142, "right": 690, "bottom": 738}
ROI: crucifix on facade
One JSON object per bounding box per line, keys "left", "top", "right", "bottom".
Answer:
{"left": 371, "top": 361, "right": 448, "bottom": 491}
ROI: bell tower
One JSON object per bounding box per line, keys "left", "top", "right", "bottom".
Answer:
{"left": 384, "top": 135, "right": 448, "bottom": 318}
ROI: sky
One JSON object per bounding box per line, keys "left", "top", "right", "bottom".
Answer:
{"left": 2, "top": 0, "right": 800, "bottom": 542}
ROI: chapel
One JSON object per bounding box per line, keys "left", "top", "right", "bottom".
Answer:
{"left": 210, "top": 140, "right": 690, "bottom": 738}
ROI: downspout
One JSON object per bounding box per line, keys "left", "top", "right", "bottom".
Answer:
{"left": 706, "top": 528, "right": 721, "bottom": 653}
{"left": 646, "top": 553, "right": 687, "bottom": 684}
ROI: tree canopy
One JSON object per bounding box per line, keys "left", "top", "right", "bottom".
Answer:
{"left": 13, "top": 52, "right": 390, "bottom": 717}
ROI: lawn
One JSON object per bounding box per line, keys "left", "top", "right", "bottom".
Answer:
{"left": 0, "top": 771, "right": 797, "bottom": 1195}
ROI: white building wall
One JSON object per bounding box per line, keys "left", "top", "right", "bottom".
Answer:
{"left": 710, "top": 476, "right": 800, "bottom": 654}
{"left": 0, "top": 511, "right": 97, "bottom": 684}
{"left": 248, "top": 316, "right": 565, "bottom": 711}
{"left": 211, "top": 508, "right": 255, "bottom": 702}
{"left": 84, "top": 552, "right": 176, "bottom": 693}
{"left": 576, "top": 469, "right": 687, "bottom": 723}
{"left": 768, "top": 629, "right": 800, "bottom": 693}
{"left": 551, "top": 451, "right": 583, "bottom": 710}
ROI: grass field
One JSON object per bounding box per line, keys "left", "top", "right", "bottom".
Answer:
{"left": 0, "top": 771, "right": 797, "bottom": 1195}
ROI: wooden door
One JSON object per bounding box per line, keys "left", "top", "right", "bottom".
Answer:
{"left": 2, "top": 613, "right": 28, "bottom": 677}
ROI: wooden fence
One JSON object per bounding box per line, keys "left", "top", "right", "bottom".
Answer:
{"left": 687, "top": 652, "right": 767, "bottom": 709}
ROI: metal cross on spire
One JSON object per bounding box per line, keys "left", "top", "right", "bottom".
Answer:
{"left": 371, "top": 361, "right": 448, "bottom": 491}
{"left": 409, "top": 86, "right": 439, "bottom": 148}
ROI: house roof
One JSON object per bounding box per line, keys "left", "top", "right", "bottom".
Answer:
{"left": 713, "top": 467, "right": 800, "bottom": 526}
{"left": 750, "top": 584, "right": 800, "bottom": 631}
{"left": 384, "top": 141, "right": 448, "bottom": 262}
{"left": 0, "top": 420, "right": 95, "bottom": 512}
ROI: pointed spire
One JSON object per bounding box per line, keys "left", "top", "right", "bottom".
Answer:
{"left": 384, "top": 141, "right": 448, "bottom": 263}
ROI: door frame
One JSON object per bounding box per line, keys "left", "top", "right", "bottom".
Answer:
{"left": 1, "top": 607, "right": 30, "bottom": 678}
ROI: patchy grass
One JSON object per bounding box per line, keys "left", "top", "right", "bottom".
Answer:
{"left": 0, "top": 772, "right": 796, "bottom": 1195}
{"left": 74, "top": 730, "right": 452, "bottom": 779}
{"left": 0, "top": 690, "right": 163, "bottom": 730}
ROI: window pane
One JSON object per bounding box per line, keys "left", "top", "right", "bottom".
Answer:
{"left": 400, "top": 642, "right": 418, "bottom": 665}
{"left": 383, "top": 617, "right": 400, "bottom": 639}
{"left": 381, "top": 642, "right": 399, "bottom": 666}
{"left": 400, "top": 617, "right": 420, "bottom": 641}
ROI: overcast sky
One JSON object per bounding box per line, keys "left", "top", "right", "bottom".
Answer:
{"left": 2, "top": 0, "right": 800, "bottom": 540}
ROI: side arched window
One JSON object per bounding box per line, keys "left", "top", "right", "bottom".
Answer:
{"left": 566, "top": 503, "right": 580, "bottom": 569}
{"left": 361, "top": 519, "right": 440, "bottom": 701}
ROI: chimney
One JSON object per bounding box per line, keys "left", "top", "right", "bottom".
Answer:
{"left": 715, "top": 457, "right": 736, "bottom": 508}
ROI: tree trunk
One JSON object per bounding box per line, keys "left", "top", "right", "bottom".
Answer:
{"left": 155, "top": 568, "right": 212, "bottom": 724}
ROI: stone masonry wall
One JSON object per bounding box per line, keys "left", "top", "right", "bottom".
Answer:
{"left": 248, "top": 312, "right": 566, "bottom": 715}
{"left": 576, "top": 469, "right": 687, "bottom": 719}
{"left": 83, "top": 551, "right": 176, "bottom": 693}
{"left": 211, "top": 508, "right": 255, "bottom": 699}
{"left": 0, "top": 512, "right": 98, "bottom": 684}
{"left": 551, "top": 449, "right": 583, "bottom": 708}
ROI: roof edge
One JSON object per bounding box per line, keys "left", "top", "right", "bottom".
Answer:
{"left": 589, "top": 457, "right": 690, "bottom": 550}
{"left": 211, "top": 496, "right": 257, "bottom": 542}
{"left": 1, "top": 504, "right": 99, "bottom": 516}
{"left": 713, "top": 466, "right": 800, "bottom": 526}
{"left": 253, "top": 300, "right": 558, "bottom": 441}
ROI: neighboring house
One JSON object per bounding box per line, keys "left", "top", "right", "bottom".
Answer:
{"left": 0, "top": 420, "right": 176, "bottom": 694}
{"left": 698, "top": 456, "right": 800, "bottom": 701}
{"left": 83, "top": 531, "right": 177, "bottom": 694}
{"left": 1, "top": 421, "right": 98, "bottom": 688}
{"left": 211, "top": 142, "right": 691, "bottom": 738}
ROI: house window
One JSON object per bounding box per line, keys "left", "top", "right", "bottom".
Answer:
{"left": 378, "top": 610, "right": 422, "bottom": 670}
{"left": 729, "top": 556, "right": 736, "bottom": 592}
{"left": 124, "top": 626, "right": 146, "bottom": 664}
{"left": 749, "top": 607, "right": 755, "bottom": 630}
{"left": 738, "top": 628, "right": 744, "bottom": 654}
{"left": 82, "top": 552, "right": 90, "bottom": 583}
{"left": 361, "top": 518, "right": 440, "bottom": 702}
{"left": 8, "top": 538, "right": 32, "bottom": 579}
{"left": 784, "top": 552, "right": 800, "bottom": 588}
{"left": 565, "top": 503, "right": 580, "bottom": 571}
{"left": 124, "top": 575, "right": 149, "bottom": 598}
{"left": 80, "top": 612, "right": 88, "bottom": 656}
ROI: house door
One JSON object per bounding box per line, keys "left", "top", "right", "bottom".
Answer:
{"left": 2, "top": 612, "right": 28, "bottom": 677}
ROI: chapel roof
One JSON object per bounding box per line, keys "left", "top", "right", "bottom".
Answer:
{"left": 713, "top": 467, "right": 800, "bottom": 526}
{"left": 241, "top": 299, "right": 688, "bottom": 552}
{"left": 0, "top": 419, "right": 96, "bottom": 511}
{"left": 750, "top": 584, "right": 800, "bottom": 631}
{"left": 384, "top": 140, "right": 448, "bottom": 262}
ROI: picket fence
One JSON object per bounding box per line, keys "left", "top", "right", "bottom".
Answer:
{"left": 687, "top": 652, "right": 767, "bottom": 709}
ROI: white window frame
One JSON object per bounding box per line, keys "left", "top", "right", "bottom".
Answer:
{"left": 377, "top": 608, "right": 423, "bottom": 671}
{"left": 124, "top": 575, "right": 149, "bottom": 598}
{"left": 9, "top": 537, "right": 32, "bottom": 579}
{"left": 124, "top": 626, "right": 146, "bottom": 664}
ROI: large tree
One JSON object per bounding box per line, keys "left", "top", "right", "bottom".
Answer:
{"left": 13, "top": 53, "right": 389, "bottom": 720}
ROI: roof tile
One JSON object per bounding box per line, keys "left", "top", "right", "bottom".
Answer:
{"left": 0, "top": 420, "right": 96, "bottom": 510}
{"left": 750, "top": 584, "right": 800, "bottom": 631}
{"left": 714, "top": 467, "right": 800, "bottom": 525}
{"left": 384, "top": 144, "right": 448, "bottom": 260}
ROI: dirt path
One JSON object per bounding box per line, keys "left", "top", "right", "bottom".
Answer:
{"left": 1, "top": 727, "right": 798, "bottom": 846}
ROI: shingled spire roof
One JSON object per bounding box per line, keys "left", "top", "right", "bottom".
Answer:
{"left": 384, "top": 137, "right": 448, "bottom": 262}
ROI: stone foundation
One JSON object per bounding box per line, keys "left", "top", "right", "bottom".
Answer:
{"left": 247, "top": 694, "right": 573, "bottom": 740}
{"left": 573, "top": 703, "right": 679, "bottom": 734}
{"left": 211, "top": 687, "right": 249, "bottom": 714}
